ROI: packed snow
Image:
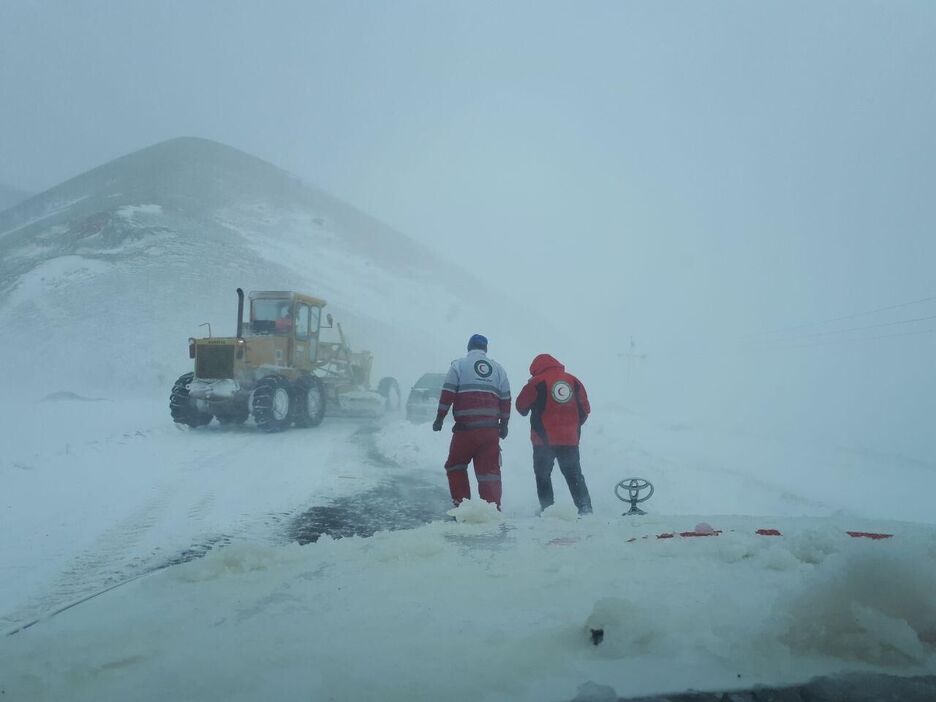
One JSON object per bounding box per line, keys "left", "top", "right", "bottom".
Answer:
{"left": 2, "top": 396, "right": 935, "bottom": 701}
{"left": 116, "top": 204, "right": 163, "bottom": 220}
{"left": 2, "top": 255, "right": 113, "bottom": 310}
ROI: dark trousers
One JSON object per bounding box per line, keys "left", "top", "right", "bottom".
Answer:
{"left": 532, "top": 445, "right": 592, "bottom": 514}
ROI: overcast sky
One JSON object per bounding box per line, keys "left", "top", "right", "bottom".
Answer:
{"left": 2, "top": 1, "right": 934, "bottom": 453}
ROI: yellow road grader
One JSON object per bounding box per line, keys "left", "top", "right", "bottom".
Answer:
{"left": 170, "top": 289, "right": 400, "bottom": 431}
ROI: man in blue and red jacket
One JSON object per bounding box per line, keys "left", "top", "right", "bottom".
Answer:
{"left": 515, "top": 353, "right": 593, "bottom": 514}
{"left": 433, "top": 334, "right": 511, "bottom": 509}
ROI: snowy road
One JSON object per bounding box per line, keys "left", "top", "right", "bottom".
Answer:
{"left": 4, "top": 392, "right": 935, "bottom": 639}
{"left": 0, "top": 397, "right": 447, "bottom": 632}
{"left": 3, "top": 397, "right": 936, "bottom": 700}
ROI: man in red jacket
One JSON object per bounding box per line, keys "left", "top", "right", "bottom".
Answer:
{"left": 515, "top": 354, "right": 593, "bottom": 515}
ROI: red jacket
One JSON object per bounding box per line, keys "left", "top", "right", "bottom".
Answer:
{"left": 515, "top": 354, "right": 590, "bottom": 446}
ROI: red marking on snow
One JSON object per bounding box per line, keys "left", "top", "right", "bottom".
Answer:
{"left": 656, "top": 530, "right": 722, "bottom": 539}
{"left": 547, "top": 537, "right": 579, "bottom": 546}
{"left": 679, "top": 530, "right": 722, "bottom": 537}
{"left": 847, "top": 531, "right": 893, "bottom": 540}
{"left": 631, "top": 527, "right": 892, "bottom": 543}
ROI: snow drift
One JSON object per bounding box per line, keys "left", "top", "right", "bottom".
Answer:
{"left": 3, "top": 505, "right": 935, "bottom": 702}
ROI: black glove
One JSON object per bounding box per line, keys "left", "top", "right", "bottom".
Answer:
{"left": 499, "top": 422, "right": 508, "bottom": 440}
{"left": 432, "top": 416, "right": 444, "bottom": 432}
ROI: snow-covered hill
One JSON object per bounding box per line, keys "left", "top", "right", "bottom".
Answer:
{"left": 0, "top": 137, "right": 521, "bottom": 398}
{"left": 0, "top": 183, "right": 31, "bottom": 212}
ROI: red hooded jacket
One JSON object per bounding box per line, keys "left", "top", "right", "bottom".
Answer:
{"left": 515, "top": 354, "right": 590, "bottom": 446}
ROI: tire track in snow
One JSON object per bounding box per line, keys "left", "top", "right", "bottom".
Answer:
{"left": 3, "top": 418, "right": 390, "bottom": 634}
{"left": 3, "top": 481, "right": 180, "bottom": 630}
{"left": 2, "top": 427, "right": 260, "bottom": 631}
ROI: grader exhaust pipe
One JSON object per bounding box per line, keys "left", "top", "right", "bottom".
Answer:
{"left": 236, "top": 288, "right": 245, "bottom": 338}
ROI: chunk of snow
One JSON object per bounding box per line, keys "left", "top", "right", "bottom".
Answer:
{"left": 541, "top": 504, "right": 580, "bottom": 521}
{"left": 447, "top": 498, "right": 503, "bottom": 523}
{"left": 584, "top": 596, "right": 656, "bottom": 658}
{"left": 573, "top": 681, "right": 618, "bottom": 701}
{"left": 116, "top": 204, "right": 163, "bottom": 219}
{"left": 775, "top": 550, "right": 936, "bottom": 664}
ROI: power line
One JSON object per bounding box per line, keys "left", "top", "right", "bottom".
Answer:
{"left": 766, "top": 312, "right": 936, "bottom": 342}
{"left": 759, "top": 326, "right": 936, "bottom": 350}
{"left": 744, "top": 294, "right": 936, "bottom": 338}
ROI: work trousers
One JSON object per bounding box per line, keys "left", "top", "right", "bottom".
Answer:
{"left": 444, "top": 428, "right": 502, "bottom": 509}
{"left": 533, "top": 444, "right": 592, "bottom": 514}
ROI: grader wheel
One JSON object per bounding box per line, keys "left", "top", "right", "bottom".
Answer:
{"left": 170, "top": 372, "right": 213, "bottom": 428}
{"left": 251, "top": 375, "right": 292, "bottom": 432}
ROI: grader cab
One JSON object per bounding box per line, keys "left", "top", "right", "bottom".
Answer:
{"left": 170, "top": 289, "right": 399, "bottom": 432}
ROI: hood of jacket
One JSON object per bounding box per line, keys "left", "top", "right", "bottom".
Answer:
{"left": 529, "top": 353, "right": 564, "bottom": 376}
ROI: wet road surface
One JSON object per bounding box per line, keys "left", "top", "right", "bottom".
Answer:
{"left": 289, "top": 424, "right": 451, "bottom": 543}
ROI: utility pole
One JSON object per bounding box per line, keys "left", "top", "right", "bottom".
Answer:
{"left": 620, "top": 336, "right": 646, "bottom": 387}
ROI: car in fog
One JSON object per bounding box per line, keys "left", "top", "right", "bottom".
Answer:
{"left": 405, "top": 372, "right": 446, "bottom": 423}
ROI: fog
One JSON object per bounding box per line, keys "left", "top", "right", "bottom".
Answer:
{"left": 2, "top": 1, "right": 934, "bottom": 458}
